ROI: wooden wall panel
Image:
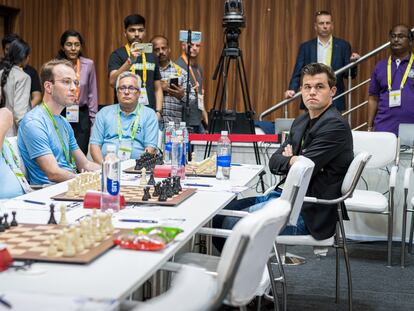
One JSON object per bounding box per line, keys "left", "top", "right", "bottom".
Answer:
{"left": 0, "top": 0, "right": 413, "bottom": 128}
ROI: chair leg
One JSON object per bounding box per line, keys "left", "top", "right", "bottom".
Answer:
{"left": 401, "top": 189, "right": 408, "bottom": 267}
{"left": 274, "top": 243, "right": 287, "bottom": 311}
{"left": 335, "top": 226, "right": 340, "bottom": 304}
{"left": 387, "top": 189, "right": 395, "bottom": 267}
{"left": 409, "top": 210, "right": 414, "bottom": 254}
{"left": 338, "top": 208, "right": 353, "bottom": 311}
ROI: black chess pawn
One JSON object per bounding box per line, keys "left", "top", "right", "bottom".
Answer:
{"left": 147, "top": 172, "right": 156, "bottom": 185}
{"left": 158, "top": 185, "right": 167, "bottom": 202}
{"left": 166, "top": 180, "right": 173, "bottom": 198}
{"left": 47, "top": 203, "right": 57, "bottom": 225}
{"left": 3, "top": 213, "right": 10, "bottom": 230}
{"left": 0, "top": 216, "right": 5, "bottom": 232}
{"left": 10, "top": 211, "right": 18, "bottom": 226}
{"left": 142, "top": 186, "right": 151, "bottom": 201}
{"left": 153, "top": 182, "right": 161, "bottom": 197}
{"left": 172, "top": 177, "right": 180, "bottom": 195}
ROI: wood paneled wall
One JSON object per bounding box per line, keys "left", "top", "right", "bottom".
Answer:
{"left": 1, "top": 0, "right": 413, "bottom": 127}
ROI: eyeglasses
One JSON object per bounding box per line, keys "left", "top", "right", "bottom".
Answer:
{"left": 53, "top": 78, "right": 80, "bottom": 87}
{"left": 389, "top": 33, "right": 410, "bottom": 40}
{"left": 117, "top": 86, "right": 140, "bottom": 94}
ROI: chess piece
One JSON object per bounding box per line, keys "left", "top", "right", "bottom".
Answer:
{"left": 67, "top": 180, "right": 75, "bottom": 197}
{"left": 153, "top": 182, "right": 161, "bottom": 197}
{"left": 140, "top": 167, "right": 147, "bottom": 185}
{"left": 191, "top": 152, "right": 196, "bottom": 164}
{"left": 176, "top": 176, "right": 182, "bottom": 192}
{"left": 74, "top": 227, "right": 85, "bottom": 253}
{"left": 10, "top": 211, "right": 18, "bottom": 226}
{"left": 47, "top": 204, "right": 57, "bottom": 225}
{"left": 158, "top": 185, "right": 167, "bottom": 202}
{"left": 172, "top": 177, "right": 180, "bottom": 195}
{"left": 0, "top": 216, "right": 4, "bottom": 232}
{"left": 59, "top": 204, "right": 68, "bottom": 226}
{"left": 47, "top": 235, "right": 58, "bottom": 257}
{"left": 147, "top": 172, "right": 156, "bottom": 185}
{"left": 142, "top": 186, "right": 151, "bottom": 201}
{"left": 80, "top": 220, "right": 91, "bottom": 249}
{"left": 63, "top": 232, "right": 76, "bottom": 257}
{"left": 3, "top": 213, "right": 10, "bottom": 230}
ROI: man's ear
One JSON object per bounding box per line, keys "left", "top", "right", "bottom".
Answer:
{"left": 330, "top": 86, "right": 337, "bottom": 97}
{"left": 43, "top": 81, "right": 53, "bottom": 94}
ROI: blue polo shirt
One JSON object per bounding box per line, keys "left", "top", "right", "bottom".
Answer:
{"left": 90, "top": 104, "right": 159, "bottom": 159}
{"left": 0, "top": 141, "right": 24, "bottom": 199}
{"left": 18, "top": 105, "right": 79, "bottom": 185}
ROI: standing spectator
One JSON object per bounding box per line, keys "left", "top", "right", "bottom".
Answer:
{"left": 0, "top": 38, "right": 31, "bottom": 137}
{"left": 57, "top": 29, "right": 98, "bottom": 155}
{"left": 2, "top": 34, "right": 42, "bottom": 107}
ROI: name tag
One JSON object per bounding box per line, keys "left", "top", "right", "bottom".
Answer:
{"left": 12, "top": 167, "right": 32, "bottom": 193}
{"left": 139, "top": 87, "right": 149, "bottom": 106}
{"left": 66, "top": 104, "right": 79, "bottom": 123}
{"left": 118, "top": 140, "right": 132, "bottom": 161}
{"left": 389, "top": 90, "right": 401, "bottom": 108}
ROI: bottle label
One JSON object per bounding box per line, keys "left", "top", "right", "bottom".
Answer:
{"left": 166, "top": 142, "right": 172, "bottom": 152}
{"left": 217, "top": 155, "right": 231, "bottom": 168}
{"left": 107, "top": 178, "right": 120, "bottom": 195}
{"left": 185, "top": 143, "right": 189, "bottom": 153}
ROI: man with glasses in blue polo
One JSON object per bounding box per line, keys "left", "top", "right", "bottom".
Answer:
{"left": 18, "top": 59, "right": 100, "bottom": 185}
{"left": 89, "top": 71, "right": 158, "bottom": 164}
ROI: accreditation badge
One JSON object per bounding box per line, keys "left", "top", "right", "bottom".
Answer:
{"left": 138, "top": 87, "right": 149, "bottom": 106}
{"left": 197, "top": 94, "right": 205, "bottom": 111}
{"left": 118, "top": 140, "right": 132, "bottom": 161}
{"left": 12, "top": 167, "right": 32, "bottom": 193}
{"left": 389, "top": 90, "right": 401, "bottom": 108}
{"left": 66, "top": 104, "right": 79, "bottom": 123}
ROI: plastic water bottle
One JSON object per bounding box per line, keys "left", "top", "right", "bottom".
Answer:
{"left": 179, "top": 121, "right": 189, "bottom": 164}
{"left": 101, "top": 144, "right": 121, "bottom": 212}
{"left": 163, "top": 121, "right": 175, "bottom": 164}
{"left": 216, "top": 131, "right": 231, "bottom": 180}
{"left": 171, "top": 129, "right": 185, "bottom": 179}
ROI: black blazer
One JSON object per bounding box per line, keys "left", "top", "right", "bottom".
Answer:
{"left": 269, "top": 105, "right": 353, "bottom": 240}
{"left": 288, "top": 37, "right": 356, "bottom": 111}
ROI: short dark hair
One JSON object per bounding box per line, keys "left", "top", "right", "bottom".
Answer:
{"left": 300, "top": 63, "right": 337, "bottom": 88}
{"left": 390, "top": 24, "right": 413, "bottom": 41}
{"left": 40, "top": 58, "right": 74, "bottom": 86}
{"left": 57, "top": 29, "right": 84, "bottom": 59}
{"left": 150, "top": 35, "right": 169, "bottom": 46}
{"left": 1, "top": 33, "right": 21, "bottom": 50}
{"left": 124, "top": 14, "right": 146, "bottom": 29}
{"left": 315, "top": 10, "right": 331, "bottom": 21}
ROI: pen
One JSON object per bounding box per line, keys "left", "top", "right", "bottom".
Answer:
{"left": 0, "top": 295, "right": 12, "bottom": 309}
{"left": 184, "top": 183, "right": 213, "bottom": 187}
{"left": 119, "top": 219, "right": 158, "bottom": 223}
{"left": 231, "top": 163, "right": 242, "bottom": 166}
{"left": 23, "top": 199, "right": 46, "bottom": 205}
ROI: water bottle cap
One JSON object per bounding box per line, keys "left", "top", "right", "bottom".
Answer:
{"left": 107, "top": 144, "right": 116, "bottom": 152}
{"left": 168, "top": 121, "right": 175, "bottom": 126}
{"left": 176, "top": 129, "right": 183, "bottom": 135}
{"left": 180, "top": 122, "right": 186, "bottom": 126}
{"left": 221, "top": 131, "right": 228, "bottom": 136}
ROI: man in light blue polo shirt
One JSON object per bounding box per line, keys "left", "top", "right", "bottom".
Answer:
{"left": 90, "top": 72, "right": 158, "bottom": 163}
{"left": 18, "top": 59, "right": 100, "bottom": 185}
{"left": 0, "top": 107, "right": 25, "bottom": 199}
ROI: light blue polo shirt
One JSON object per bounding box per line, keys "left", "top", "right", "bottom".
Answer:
{"left": 0, "top": 141, "right": 24, "bottom": 199}
{"left": 18, "top": 105, "right": 79, "bottom": 185}
{"left": 90, "top": 104, "right": 158, "bottom": 159}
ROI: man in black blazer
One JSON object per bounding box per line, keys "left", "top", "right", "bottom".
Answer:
{"left": 214, "top": 63, "right": 353, "bottom": 248}
{"left": 285, "top": 11, "right": 360, "bottom": 111}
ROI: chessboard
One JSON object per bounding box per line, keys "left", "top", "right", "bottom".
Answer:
{"left": 0, "top": 224, "right": 129, "bottom": 264}
{"left": 52, "top": 186, "right": 196, "bottom": 206}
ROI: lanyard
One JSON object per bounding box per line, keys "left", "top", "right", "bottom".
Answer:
{"left": 180, "top": 52, "right": 201, "bottom": 93}
{"left": 2, "top": 139, "right": 30, "bottom": 192}
{"left": 117, "top": 104, "right": 142, "bottom": 142}
{"left": 2, "top": 139, "right": 20, "bottom": 167}
{"left": 125, "top": 44, "right": 147, "bottom": 87}
{"left": 326, "top": 38, "right": 333, "bottom": 66}
{"left": 75, "top": 59, "right": 81, "bottom": 102}
{"left": 41, "top": 102, "right": 76, "bottom": 170}
{"left": 387, "top": 53, "right": 414, "bottom": 91}
{"left": 172, "top": 62, "right": 182, "bottom": 77}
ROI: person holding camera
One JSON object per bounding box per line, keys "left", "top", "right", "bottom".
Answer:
{"left": 151, "top": 35, "right": 195, "bottom": 128}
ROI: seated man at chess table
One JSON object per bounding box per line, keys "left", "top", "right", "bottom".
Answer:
{"left": 0, "top": 107, "right": 31, "bottom": 198}
{"left": 214, "top": 63, "right": 354, "bottom": 249}
{"left": 17, "top": 59, "right": 100, "bottom": 185}
{"left": 89, "top": 71, "right": 159, "bottom": 163}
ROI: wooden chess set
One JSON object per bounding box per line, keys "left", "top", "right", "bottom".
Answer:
{"left": 0, "top": 210, "right": 128, "bottom": 264}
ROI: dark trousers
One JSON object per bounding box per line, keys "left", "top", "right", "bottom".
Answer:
{"left": 62, "top": 106, "right": 91, "bottom": 155}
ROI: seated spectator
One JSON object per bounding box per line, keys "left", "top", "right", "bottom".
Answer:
{"left": 2, "top": 34, "right": 42, "bottom": 107}
{"left": 0, "top": 38, "right": 32, "bottom": 136}
{"left": 18, "top": 59, "right": 100, "bottom": 185}
{"left": 214, "top": 63, "right": 353, "bottom": 250}
{"left": 90, "top": 71, "right": 158, "bottom": 163}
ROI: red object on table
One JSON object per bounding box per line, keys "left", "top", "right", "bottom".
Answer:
{"left": 154, "top": 165, "right": 172, "bottom": 178}
{"left": 83, "top": 191, "right": 126, "bottom": 209}
{"left": 0, "top": 244, "right": 13, "bottom": 272}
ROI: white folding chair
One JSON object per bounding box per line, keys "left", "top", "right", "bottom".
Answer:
{"left": 345, "top": 131, "right": 398, "bottom": 266}
{"left": 275, "top": 152, "right": 371, "bottom": 311}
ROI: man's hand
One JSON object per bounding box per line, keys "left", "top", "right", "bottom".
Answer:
{"left": 0, "top": 108, "right": 13, "bottom": 134}
{"left": 282, "top": 144, "right": 293, "bottom": 157}
{"left": 350, "top": 52, "right": 360, "bottom": 62}
{"left": 284, "top": 90, "right": 296, "bottom": 99}
{"left": 167, "top": 84, "right": 185, "bottom": 100}
{"left": 160, "top": 80, "right": 169, "bottom": 92}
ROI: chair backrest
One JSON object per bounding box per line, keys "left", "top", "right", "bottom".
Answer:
{"left": 399, "top": 123, "right": 414, "bottom": 148}
{"left": 352, "top": 131, "right": 397, "bottom": 169}
{"left": 280, "top": 156, "right": 315, "bottom": 226}
{"left": 216, "top": 199, "right": 291, "bottom": 306}
{"left": 341, "top": 151, "right": 371, "bottom": 195}
{"left": 6, "top": 136, "right": 27, "bottom": 178}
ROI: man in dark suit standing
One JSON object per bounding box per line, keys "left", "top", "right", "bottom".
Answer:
{"left": 284, "top": 11, "right": 360, "bottom": 111}
{"left": 214, "top": 63, "right": 353, "bottom": 248}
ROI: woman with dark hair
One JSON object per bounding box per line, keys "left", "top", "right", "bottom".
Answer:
{"left": 57, "top": 29, "right": 98, "bottom": 154}
{"left": 0, "top": 38, "right": 31, "bottom": 136}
